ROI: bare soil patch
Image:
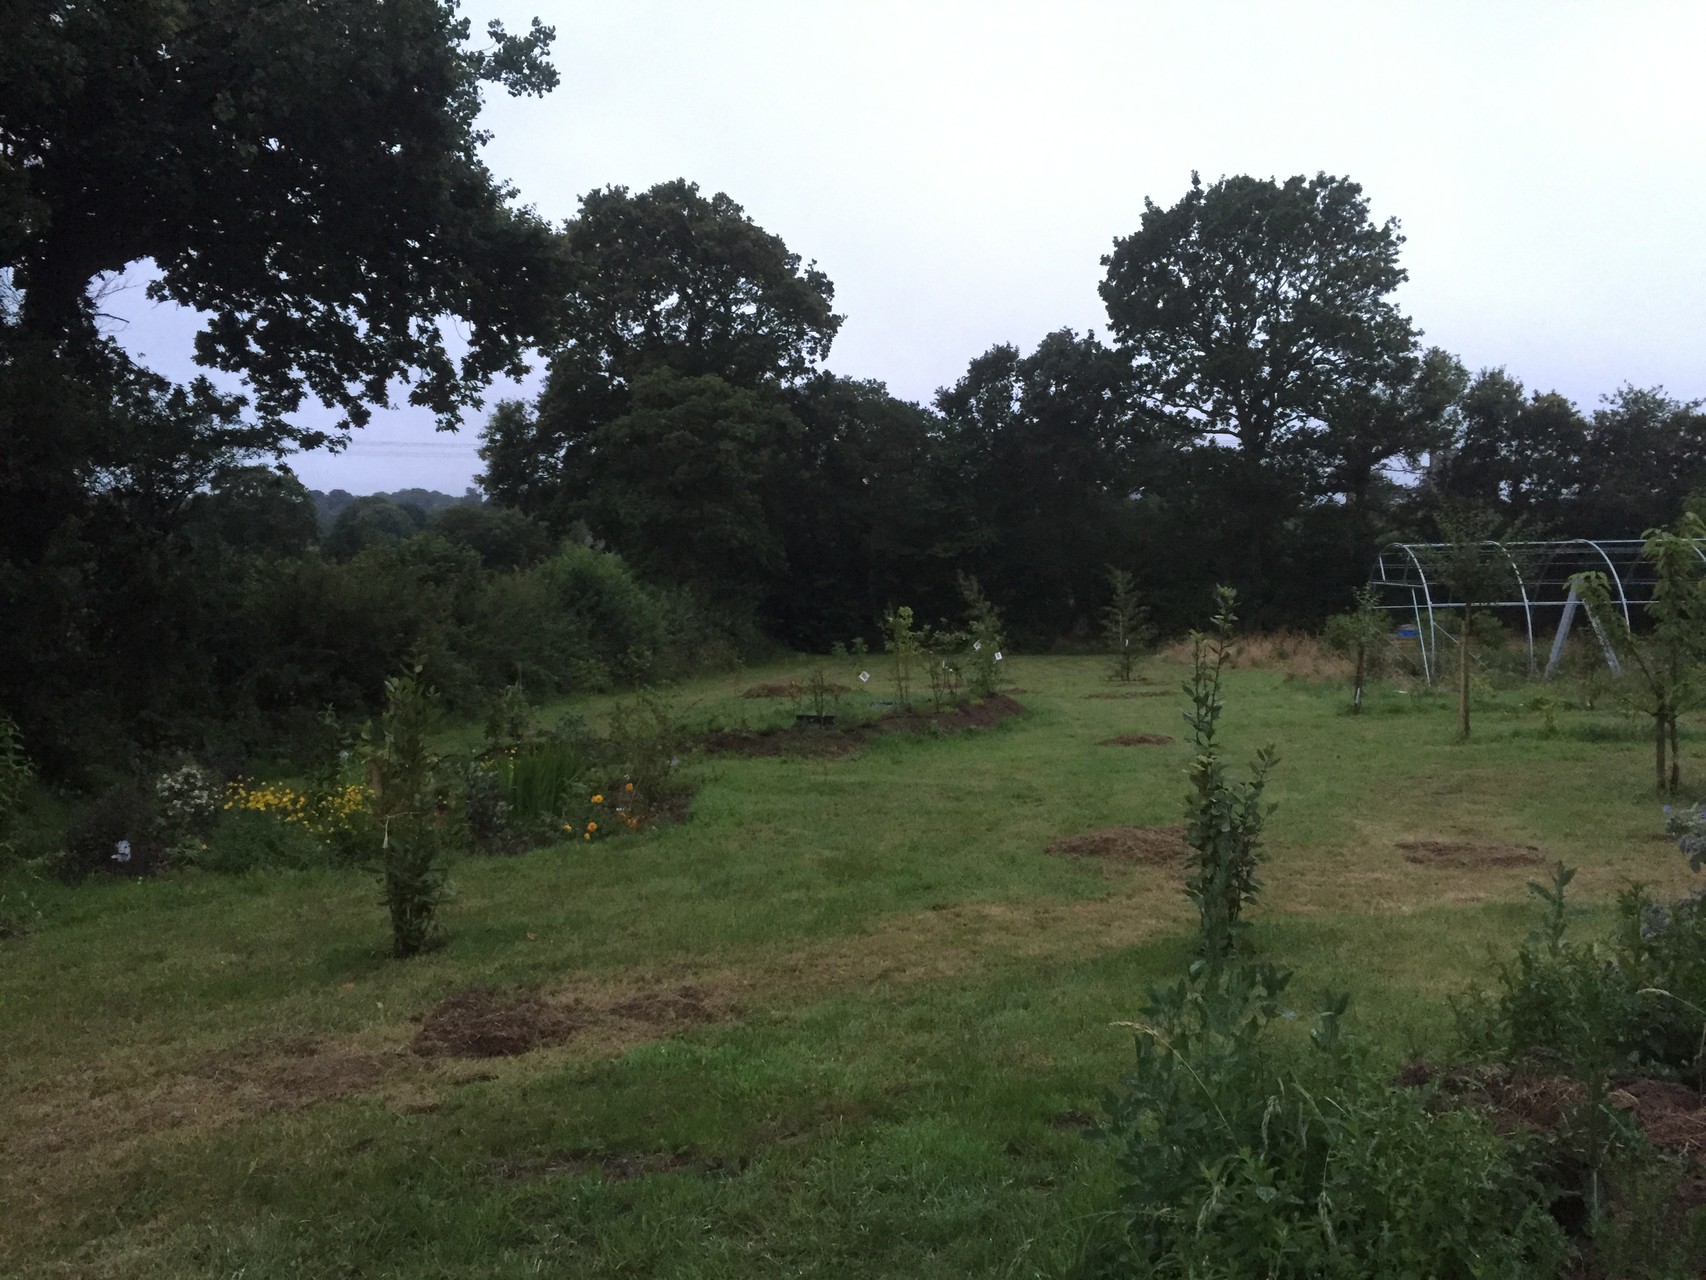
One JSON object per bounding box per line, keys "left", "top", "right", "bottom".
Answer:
{"left": 607, "top": 984, "right": 720, "bottom": 1028}
{"left": 1098, "top": 733, "right": 1174, "bottom": 746}
{"left": 1050, "top": 1110, "right": 1097, "bottom": 1132}
{"left": 192, "top": 1034, "right": 392, "bottom": 1112}
{"left": 741, "top": 680, "right": 850, "bottom": 699}
{"left": 412, "top": 988, "right": 582, "bottom": 1059}
{"left": 1047, "top": 824, "right": 1188, "bottom": 868}
{"left": 701, "top": 695, "right": 1027, "bottom": 759}
{"left": 1398, "top": 839, "right": 1545, "bottom": 868}
{"left": 1615, "top": 1077, "right": 1706, "bottom": 1155}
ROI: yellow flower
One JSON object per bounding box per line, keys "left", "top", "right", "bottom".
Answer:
{"left": 624, "top": 782, "right": 634, "bottom": 792}
{"left": 583, "top": 832, "right": 591, "bottom": 841}
{"left": 591, "top": 794, "right": 604, "bottom": 804}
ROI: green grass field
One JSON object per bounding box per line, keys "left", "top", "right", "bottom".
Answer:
{"left": 2, "top": 654, "right": 1697, "bottom": 1277}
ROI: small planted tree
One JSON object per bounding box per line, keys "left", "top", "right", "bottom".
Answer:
{"left": 957, "top": 573, "right": 1005, "bottom": 700}
{"left": 1572, "top": 515, "right": 1706, "bottom": 794}
{"left": 1182, "top": 586, "right": 1279, "bottom": 969}
{"left": 1432, "top": 504, "right": 1525, "bottom": 740}
{"left": 884, "top": 605, "right": 922, "bottom": 710}
{"left": 360, "top": 669, "right": 453, "bottom": 957}
{"left": 1101, "top": 565, "right": 1153, "bottom": 683}
{"left": 1323, "top": 586, "right": 1387, "bottom": 714}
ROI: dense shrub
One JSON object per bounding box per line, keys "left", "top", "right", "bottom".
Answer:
{"left": 194, "top": 807, "right": 327, "bottom": 874}
{"left": 58, "top": 783, "right": 164, "bottom": 880}
{"left": 1085, "top": 968, "right": 1567, "bottom": 1278}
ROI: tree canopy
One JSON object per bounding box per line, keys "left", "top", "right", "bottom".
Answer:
{"left": 1, "top": 0, "right": 568, "bottom": 433}
{"left": 1099, "top": 172, "right": 1416, "bottom": 463}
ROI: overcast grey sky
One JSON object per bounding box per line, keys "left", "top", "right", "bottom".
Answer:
{"left": 106, "top": 0, "right": 1706, "bottom": 494}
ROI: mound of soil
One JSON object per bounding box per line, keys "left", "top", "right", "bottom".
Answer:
{"left": 1398, "top": 839, "right": 1544, "bottom": 868}
{"left": 700, "top": 727, "right": 863, "bottom": 759}
{"left": 882, "top": 693, "right": 1027, "bottom": 734}
{"left": 608, "top": 985, "right": 720, "bottom": 1028}
{"left": 1048, "top": 824, "right": 1188, "bottom": 867}
{"left": 741, "top": 680, "right": 851, "bottom": 699}
{"left": 701, "top": 695, "right": 1027, "bottom": 758}
{"left": 1615, "top": 1077, "right": 1706, "bottom": 1155}
{"left": 1098, "top": 733, "right": 1174, "bottom": 746}
{"left": 412, "top": 988, "right": 581, "bottom": 1059}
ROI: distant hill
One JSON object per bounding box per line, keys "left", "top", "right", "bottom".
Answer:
{"left": 307, "top": 486, "right": 482, "bottom": 531}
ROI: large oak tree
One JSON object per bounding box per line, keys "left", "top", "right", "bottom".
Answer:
{"left": 2, "top": 0, "right": 568, "bottom": 433}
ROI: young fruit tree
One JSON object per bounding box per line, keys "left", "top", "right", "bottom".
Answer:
{"left": 1571, "top": 516, "right": 1706, "bottom": 794}
{"left": 1323, "top": 586, "right": 1387, "bottom": 714}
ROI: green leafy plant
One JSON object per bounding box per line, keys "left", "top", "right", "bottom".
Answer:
{"left": 1571, "top": 515, "right": 1706, "bottom": 794}
{"left": 0, "top": 713, "right": 35, "bottom": 858}
{"left": 1101, "top": 566, "right": 1152, "bottom": 684}
{"left": 957, "top": 574, "right": 1006, "bottom": 700}
{"left": 1182, "top": 586, "right": 1278, "bottom": 969}
{"left": 1322, "top": 585, "right": 1387, "bottom": 714}
{"left": 884, "top": 606, "right": 922, "bottom": 710}
{"left": 359, "top": 668, "right": 454, "bottom": 958}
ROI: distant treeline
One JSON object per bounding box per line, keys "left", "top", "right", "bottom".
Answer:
{"left": 307, "top": 487, "right": 480, "bottom": 532}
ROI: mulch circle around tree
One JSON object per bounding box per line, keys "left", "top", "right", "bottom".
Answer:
{"left": 1098, "top": 733, "right": 1175, "bottom": 746}
{"left": 412, "top": 988, "right": 581, "bottom": 1059}
{"left": 1047, "top": 824, "right": 1188, "bottom": 867}
{"left": 1397, "top": 839, "right": 1545, "bottom": 868}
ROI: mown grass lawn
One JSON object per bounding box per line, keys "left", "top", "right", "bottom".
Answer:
{"left": 2, "top": 655, "right": 1698, "bottom": 1277}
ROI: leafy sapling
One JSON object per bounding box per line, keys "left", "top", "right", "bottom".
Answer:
{"left": 1182, "top": 586, "right": 1278, "bottom": 969}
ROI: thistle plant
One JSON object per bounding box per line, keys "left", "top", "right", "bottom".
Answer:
{"left": 1182, "top": 586, "right": 1278, "bottom": 970}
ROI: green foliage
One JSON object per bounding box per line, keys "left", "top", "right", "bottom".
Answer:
{"left": 1571, "top": 514, "right": 1706, "bottom": 794}
{"left": 359, "top": 670, "right": 453, "bottom": 958}
{"left": 1182, "top": 587, "right": 1278, "bottom": 967}
{"left": 1101, "top": 567, "right": 1152, "bottom": 683}
{"left": 0, "top": 713, "right": 33, "bottom": 854}
{"left": 3, "top": 0, "right": 568, "bottom": 428}
{"left": 957, "top": 574, "right": 1005, "bottom": 700}
{"left": 195, "top": 808, "right": 326, "bottom": 875}
{"left": 602, "top": 689, "right": 689, "bottom": 820}
{"left": 885, "top": 606, "right": 922, "bottom": 709}
{"left": 1100, "top": 172, "right": 1414, "bottom": 464}
{"left": 1321, "top": 586, "right": 1386, "bottom": 713}
{"left": 57, "top": 783, "right": 163, "bottom": 881}
{"left": 1088, "top": 970, "right": 1567, "bottom": 1278}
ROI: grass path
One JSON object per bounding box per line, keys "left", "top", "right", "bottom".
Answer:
{"left": 1, "top": 655, "right": 1696, "bottom": 1276}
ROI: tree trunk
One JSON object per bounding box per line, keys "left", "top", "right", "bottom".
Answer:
{"left": 1353, "top": 642, "right": 1365, "bottom": 714}
{"left": 1458, "top": 606, "right": 1472, "bottom": 739}
{"left": 1656, "top": 703, "right": 1670, "bottom": 795}
{"left": 1669, "top": 710, "right": 1682, "bottom": 794}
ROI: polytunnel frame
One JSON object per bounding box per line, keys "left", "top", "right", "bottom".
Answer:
{"left": 1366, "top": 538, "right": 1706, "bottom": 684}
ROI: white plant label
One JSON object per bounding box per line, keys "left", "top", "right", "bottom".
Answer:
{"left": 858, "top": 671, "right": 870, "bottom": 683}
{"left": 972, "top": 641, "right": 981, "bottom": 651}
{"left": 994, "top": 651, "right": 1003, "bottom": 661}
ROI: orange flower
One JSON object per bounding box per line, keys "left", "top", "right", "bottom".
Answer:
{"left": 591, "top": 793, "right": 604, "bottom": 804}
{"left": 624, "top": 782, "right": 634, "bottom": 792}
{"left": 587, "top": 821, "right": 598, "bottom": 832}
